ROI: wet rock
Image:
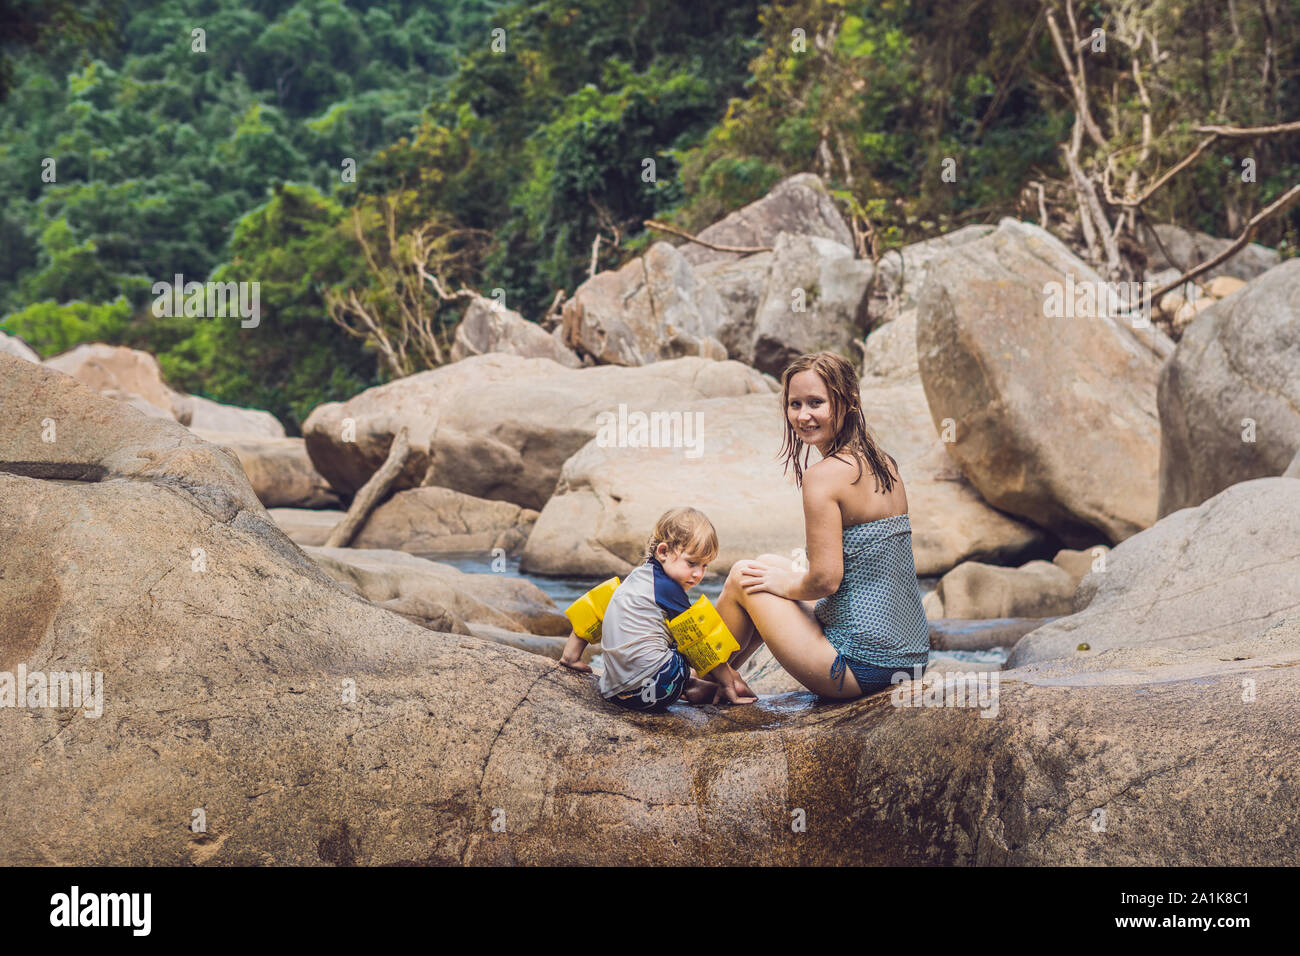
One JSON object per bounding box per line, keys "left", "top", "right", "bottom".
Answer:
{"left": 6, "top": 352, "right": 1297, "bottom": 866}
{"left": 749, "top": 233, "right": 872, "bottom": 377}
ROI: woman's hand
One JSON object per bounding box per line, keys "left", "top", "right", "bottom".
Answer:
{"left": 734, "top": 559, "right": 793, "bottom": 599}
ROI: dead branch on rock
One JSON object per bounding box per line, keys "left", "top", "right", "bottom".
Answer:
{"left": 541, "top": 289, "right": 566, "bottom": 330}
{"left": 325, "top": 426, "right": 412, "bottom": 548}
{"left": 642, "top": 220, "right": 772, "bottom": 255}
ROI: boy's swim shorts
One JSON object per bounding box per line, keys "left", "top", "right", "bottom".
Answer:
{"left": 606, "top": 650, "right": 689, "bottom": 712}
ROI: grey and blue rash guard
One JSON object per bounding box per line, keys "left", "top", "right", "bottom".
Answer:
{"left": 597, "top": 556, "right": 692, "bottom": 698}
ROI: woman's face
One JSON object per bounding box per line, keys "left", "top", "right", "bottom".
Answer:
{"left": 787, "top": 370, "right": 836, "bottom": 449}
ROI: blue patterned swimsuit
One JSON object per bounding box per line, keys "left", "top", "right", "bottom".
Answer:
{"left": 814, "top": 513, "right": 930, "bottom": 694}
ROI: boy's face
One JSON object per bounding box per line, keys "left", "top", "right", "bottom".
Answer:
{"left": 655, "top": 544, "right": 708, "bottom": 590}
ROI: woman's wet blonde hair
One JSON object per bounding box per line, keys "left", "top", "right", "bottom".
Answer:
{"left": 777, "top": 351, "right": 898, "bottom": 492}
{"left": 643, "top": 507, "right": 719, "bottom": 564}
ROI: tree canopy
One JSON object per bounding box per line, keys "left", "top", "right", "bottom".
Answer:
{"left": 2, "top": 0, "right": 1296, "bottom": 431}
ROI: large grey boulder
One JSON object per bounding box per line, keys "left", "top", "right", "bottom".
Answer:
{"left": 679, "top": 172, "right": 852, "bottom": 268}
{"left": 692, "top": 251, "right": 773, "bottom": 360}
{"left": 558, "top": 242, "right": 727, "bottom": 366}
{"left": 450, "top": 294, "right": 581, "bottom": 367}
{"left": 1157, "top": 259, "right": 1300, "bottom": 516}
{"left": 302, "top": 353, "right": 774, "bottom": 507}
{"left": 1286, "top": 450, "right": 1300, "bottom": 478}
{"left": 1007, "top": 477, "right": 1300, "bottom": 667}
{"left": 917, "top": 219, "right": 1169, "bottom": 545}
{"left": 748, "top": 233, "right": 872, "bottom": 377}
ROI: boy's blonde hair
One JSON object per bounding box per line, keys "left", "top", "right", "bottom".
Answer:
{"left": 644, "top": 507, "right": 719, "bottom": 564}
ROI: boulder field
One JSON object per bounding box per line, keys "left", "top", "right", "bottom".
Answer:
{"left": 302, "top": 353, "right": 774, "bottom": 505}
{"left": 3, "top": 353, "right": 1298, "bottom": 865}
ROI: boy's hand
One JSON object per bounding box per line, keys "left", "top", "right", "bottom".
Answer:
{"left": 558, "top": 657, "right": 592, "bottom": 673}
{"left": 706, "top": 663, "right": 757, "bottom": 705}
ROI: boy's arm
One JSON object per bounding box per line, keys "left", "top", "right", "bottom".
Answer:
{"left": 559, "top": 631, "right": 593, "bottom": 672}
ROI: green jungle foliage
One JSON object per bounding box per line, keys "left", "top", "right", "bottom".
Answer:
{"left": 1, "top": 0, "right": 1296, "bottom": 432}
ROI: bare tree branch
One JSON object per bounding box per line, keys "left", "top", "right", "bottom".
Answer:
{"left": 1150, "top": 182, "right": 1300, "bottom": 301}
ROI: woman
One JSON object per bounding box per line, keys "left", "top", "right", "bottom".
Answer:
{"left": 714, "top": 351, "right": 930, "bottom": 700}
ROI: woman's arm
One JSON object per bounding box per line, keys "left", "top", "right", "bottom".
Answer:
{"left": 739, "top": 466, "right": 843, "bottom": 601}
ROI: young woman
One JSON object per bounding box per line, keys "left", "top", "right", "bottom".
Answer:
{"left": 715, "top": 351, "right": 930, "bottom": 699}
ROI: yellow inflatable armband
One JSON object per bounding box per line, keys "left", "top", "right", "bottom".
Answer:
{"left": 564, "top": 576, "right": 621, "bottom": 643}
{"left": 666, "top": 594, "right": 740, "bottom": 676}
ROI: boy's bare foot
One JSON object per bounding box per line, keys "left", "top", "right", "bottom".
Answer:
{"left": 559, "top": 631, "right": 593, "bottom": 672}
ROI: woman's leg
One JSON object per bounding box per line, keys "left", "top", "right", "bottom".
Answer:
{"left": 722, "top": 554, "right": 817, "bottom": 670}
{"left": 717, "top": 553, "right": 781, "bottom": 668}
{"left": 715, "top": 563, "right": 759, "bottom": 661}
{"left": 718, "top": 558, "right": 864, "bottom": 699}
